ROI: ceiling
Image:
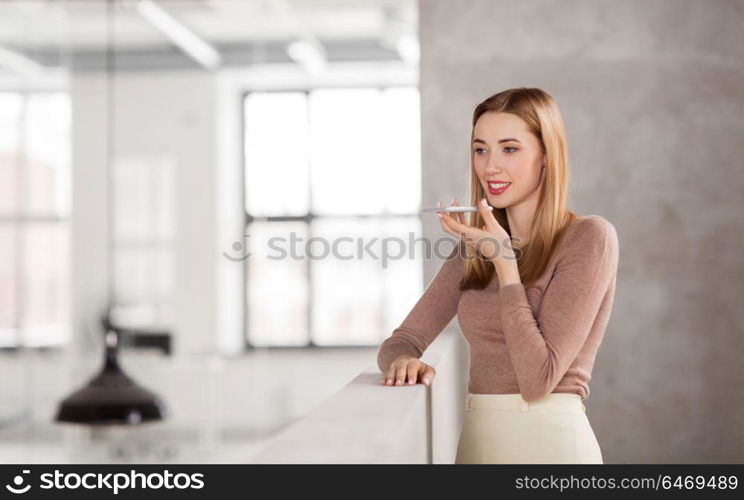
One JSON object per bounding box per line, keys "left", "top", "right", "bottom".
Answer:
{"left": 0, "top": 0, "right": 418, "bottom": 71}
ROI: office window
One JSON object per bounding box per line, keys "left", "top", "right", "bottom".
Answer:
{"left": 243, "top": 87, "right": 423, "bottom": 347}
{"left": 0, "top": 92, "right": 71, "bottom": 348}
{"left": 112, "top": 156, "right": 176, "bottom": 329}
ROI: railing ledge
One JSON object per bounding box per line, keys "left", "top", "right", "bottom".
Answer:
{"left": 251, "top": 329, "right": 467, "bottom": 464}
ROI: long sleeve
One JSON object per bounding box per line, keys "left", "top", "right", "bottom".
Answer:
{"left": 376, "top": 241, "right": 465, "bottom": 374}
{"left": 498, "top": 217, "right": 619, "bottom": 402}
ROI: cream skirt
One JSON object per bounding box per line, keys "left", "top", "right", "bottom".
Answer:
{"left": 455, "top": 392, "right": 603, "bottom": 464}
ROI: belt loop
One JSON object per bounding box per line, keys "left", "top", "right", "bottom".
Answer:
{"left": 520, "top": 400, "right": 529, "bottom": 412}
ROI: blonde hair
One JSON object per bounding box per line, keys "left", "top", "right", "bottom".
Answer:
{"left": 460, "top": 87, "right": 578, "bottom": 291}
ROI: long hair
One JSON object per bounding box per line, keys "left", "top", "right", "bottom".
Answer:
{"left": 460, "top": 88, "right": 579, "bottom": 291}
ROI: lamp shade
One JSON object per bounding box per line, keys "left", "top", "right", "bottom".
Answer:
{"left": 55, "top": 329, "right": 167, "bottom": 425}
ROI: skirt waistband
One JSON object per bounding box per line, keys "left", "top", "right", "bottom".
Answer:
{"left": 466, "top": 393, "right": 586, "bottom": 413}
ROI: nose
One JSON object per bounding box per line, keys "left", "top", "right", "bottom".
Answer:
{"left": 485, "top": 160, "right": 503, "bottom": 175}
{"left": 484, "top": 153, "right": 503, "bottom": 172}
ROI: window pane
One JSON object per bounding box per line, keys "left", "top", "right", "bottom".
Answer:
{"left": 112, "top": 156, "right": 175, "bottom": 329}
{"left": 21, "top": 222, "right": 69, "bottom": 347}
{"left": 244, "top": 92, "right": 309, "bottom": 217}
{"left": 379, "top": 87, "right": 421, "bottom": 213}
{"left": 0, "top": 93, "right": 22, "bottom": 215}
{"left": 309, "top": 87, "right": 421, "bottom": 215}
{"left": 311, "top": 216, "right": 424, "bottom": 345}
{"left": 309, "top": 88, "right": 383, "bottom": 215}
{"left": 115, "top": 248, "right": 145, "bottom": 303}
{"left": 114, "top": 157, "right": 176, "bottom": 243}
{"left": 24, "top": 92, "right": 71, "bottom": 216}
{"left": 0, "top": 224, "right": 18, "bottom": 346}
{"left": 247, "top": 221, "right": 309, "bottom": 346}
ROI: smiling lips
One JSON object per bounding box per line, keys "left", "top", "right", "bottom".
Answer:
{"left": 487, "top": 181, "right": 511, "bottom": 195}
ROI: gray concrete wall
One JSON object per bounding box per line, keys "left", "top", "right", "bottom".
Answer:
{"left": 419, "top": 0, "right": 744, "bottom": 463}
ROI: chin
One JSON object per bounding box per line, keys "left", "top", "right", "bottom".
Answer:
{"left": 486, "top": 194, "right": 509, "bottom": 208}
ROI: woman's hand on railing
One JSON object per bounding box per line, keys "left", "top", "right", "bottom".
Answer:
{"left": 382, "top": 355, "right": 436, "bottom": 387}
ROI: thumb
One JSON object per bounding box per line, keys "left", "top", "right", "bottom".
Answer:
{"left": 420, "top": 365, "right": 436, "bottom": 386}
{"left": 478, "top": 198, "right": 498, "bottom": 232}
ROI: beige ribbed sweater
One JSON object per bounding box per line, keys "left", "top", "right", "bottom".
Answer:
{"left": 376, "top": 215, "right": 619, "bottom": 402}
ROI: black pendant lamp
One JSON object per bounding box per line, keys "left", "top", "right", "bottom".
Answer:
{"left": 55, "top": 315, "right": 167, "bottom": 425}
{"left": 55, "top": 0, "right": 167, "bottom": 426}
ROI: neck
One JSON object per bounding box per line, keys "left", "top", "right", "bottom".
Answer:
{"left": 505, "top": 166, "right": 545, "bottom": 247}
{"left": 506, "top": 195, "right": 538, "bottom": 248}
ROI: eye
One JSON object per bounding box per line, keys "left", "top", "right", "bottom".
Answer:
{"left": 504, "top": 146, "right": 518, "bottom": 153}
{"left": 474, "top": 147, "right": 487, "bottom": 155}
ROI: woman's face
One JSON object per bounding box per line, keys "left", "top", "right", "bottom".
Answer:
{"left": 472, "top": 111, "right": 546, "bottom": 209}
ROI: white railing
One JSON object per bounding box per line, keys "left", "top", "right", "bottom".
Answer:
{"left": 252, "top": 329, "right": 469, "bottom": 464}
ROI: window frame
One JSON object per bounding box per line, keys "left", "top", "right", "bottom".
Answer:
{"left": 240, "top": 85, "right": 423, "bottom": 350}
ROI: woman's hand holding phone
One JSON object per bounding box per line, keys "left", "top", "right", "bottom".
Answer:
{"left": 437, "top": 197, "right": 517, "bottom": 269}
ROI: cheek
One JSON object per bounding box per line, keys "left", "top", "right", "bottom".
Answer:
{"left": 473, "top": 159, "right": 487, "bottom": 175}
{"left": 531, "top": 165, "right": 545, "bottom": 186}
{"left": 510, "top": 164, "right": 541, "bottom": 186}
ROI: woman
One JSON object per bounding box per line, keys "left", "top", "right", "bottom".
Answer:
{"left": 376, "top": 87, "right": 619, "bottom": 464}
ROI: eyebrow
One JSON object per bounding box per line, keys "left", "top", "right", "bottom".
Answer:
{"left": 473, "top": 137, "right": 522, "bottom": 145}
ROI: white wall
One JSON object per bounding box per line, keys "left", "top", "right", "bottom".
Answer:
{"left": 71, "top": 70, "right": 218, "bottom": 356}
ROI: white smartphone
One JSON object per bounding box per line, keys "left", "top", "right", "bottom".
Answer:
{"left": 421, "top": 205, "right": 493, "bottom": 213}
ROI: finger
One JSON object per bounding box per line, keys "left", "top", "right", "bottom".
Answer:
{"left": 439, "top": 206, "right": 479, "bottom": 248}
{"left": 439, "top": 204, "right": 466, "bottom": 232}
{"left": 395, "top": 363, "right": 409, "bottom": 385}
{"left": 478, "top": 198, "right": 499, "bottom": 232}
{"left": 441, "top": 215, "right": 472, "bottom": 243}
{"left": 385, "top": 364, "right": 397, "bottom": 385}
{"left": 406, "top": 363, "right": 419, "bottom": 385}
{"left": 438, "top": 211, "right": 461, "bottom": 238}
{"left": 452, "top": 198, "right": 466, "bottom": 225}
{"left": 440, "top": 200, "right": 461, "bottom": 225}
{"left": 437, "top": 200, "right": 455, "bottom": 233}
{"left": 449, "top": 215, "right": 475, "bottom": 241}
{"left": 420, "top": 365, "right": 436, "bottom": 386}
{"left": 437, "top": 200, "right": 457, "bottom": 227}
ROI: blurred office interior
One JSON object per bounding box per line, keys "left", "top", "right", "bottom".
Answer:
{"left": 0, "top": 0, "right": 424, "bottom": 463}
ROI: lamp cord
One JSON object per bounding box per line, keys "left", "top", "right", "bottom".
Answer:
{"left": 106, "top": 0, "right": 116, "bottom": 322}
